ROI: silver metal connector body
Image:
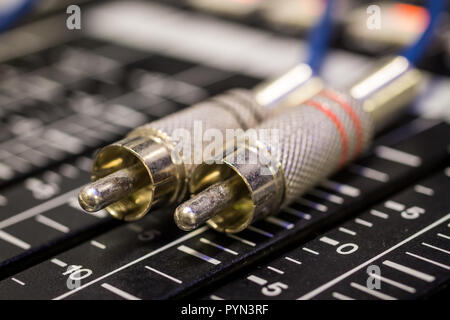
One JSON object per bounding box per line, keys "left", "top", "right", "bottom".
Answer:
{"left": 78, "top": 63, "right": 319, "bottom": 221}
{"left": 253, "top": 63, "right": 322, "bottom": 113}
{"left": 176, "top": 56, "right": 423, "bottom": 233}
{"left": 349, "top": 55, "right": 422, "bottom": 130}
{"left": 181, "top": 139, "right": 285, "bottom": 233}
{"left": 81, "top": 89, "right": 263, "bottom": 220}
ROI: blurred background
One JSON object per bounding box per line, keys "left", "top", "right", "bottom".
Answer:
{"left": 1, "top": 0, "right": 449, "bottom": 186}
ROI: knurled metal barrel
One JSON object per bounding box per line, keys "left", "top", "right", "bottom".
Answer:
{"left": 257, "top": 89, "right": 374, "bottom": 205}
{"left": 78, "top": 63, "right": 321, "bottom": 221}
{"left": 188, "top": 89, "right": 375, "bottom": 233}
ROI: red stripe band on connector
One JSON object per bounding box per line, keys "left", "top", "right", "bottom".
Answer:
{"left": 306, "top": 99, "right": 349, "bottom": 167}
{"left": 320, "top": 89, "right": 364, "bottom": 157}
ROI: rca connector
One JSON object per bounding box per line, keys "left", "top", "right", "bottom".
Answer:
{"left": 78, "top": 63, "right": 322, "bottom": 220}
{"left": 175, "top": 56, "right": 423, "bottom": 233}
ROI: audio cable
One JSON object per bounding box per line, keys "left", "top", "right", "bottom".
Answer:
{"left": 174, "top": 1, "right": 444, "bottom": 233}
{"left": 401, "top": 0, "right": 446, "bottom": 65}
{"left": 0, "top": 0, "right": 36, "bottom": 33}
{"left": 77, "top": 0, "right": 335, "bottom": 220}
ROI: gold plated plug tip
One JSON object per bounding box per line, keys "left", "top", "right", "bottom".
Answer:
{"left": 174, "top": 177, "right": 241, "bottom": 231}
{"left": 81, "top": 133, "right": 187, "bottom": 221}
{"left": 78, "top": 166, "right": 143, "bottom": 213}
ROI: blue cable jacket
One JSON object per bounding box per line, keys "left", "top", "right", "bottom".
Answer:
{"left": 0, "top": 0, "right": 36, "bottom": 33}
{"left": 401, "top": 0, "right": 445, "bottom": 65}
{"left": 265, "top": 0, "right": 334, "bottom": 106}
{"left": 306, "top": 0, "right": 334, "bottom": 74}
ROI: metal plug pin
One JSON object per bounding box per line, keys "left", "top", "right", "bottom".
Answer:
{"left": 78, "top": 165, "right": 145, "bottom": 213}
{"left": 174, "top": 177, "right": 241, "bottom": 231}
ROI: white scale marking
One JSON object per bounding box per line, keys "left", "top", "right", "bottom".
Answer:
{"left": 355, "top": 218, "right": 373, "bottom": 227}
{"left": 0, "top": 194, "right": 7, "bottom": 206}
{"left": 51, "top": 258, "right": 67, "bottom": 268}
{"left": 177, "top": 245, "right": 221, "bottom": 265}
{"left": 349, "top": 164, "right": 389, "bottom": 183}
{"left": 0, "top": 163, "right": 14, "bottom": 180}
{"left": 3, "top": 155, "right": 30, "bottom": 173}
{"left": 43, "top": 171, "right": 62, "bottom": 184}
{"left": 247, "top": 275, "right": 267, "bottom": 286}
{"left": 375, "top": 145, "right": 422, "bottom": 167}
{"left": 308, "top": 189, "right": 344, "bottom": 204}
{"left": 200, "top": 238, "right": 238, "bottom": 255}
{"left": 53, "top": 226, "right": 209, "bottom": 300}
{"left": 384, "top": 200, "right": 405, "bottom": 212}
{"left": 302, "top": 247, "right": 319, "bottom": 255}
{"left": 35, "top": 215, "right": 69, "bottom": 233}
{"left": 59, "top": 163, "right": 79, "bottom": 178}
{"left": 297, "top": 198, "right": 328, "bottom": 212}
{"left": 350, "top": 282, "right": 397, "bottom": 300}
{"left": 370, "top": 209, "right": 389, "bottom": 219}
{"left": 11, "top": 278, "right": 25, "bottom": 286}
{"left": 320, "top": 180, "right": 360, "bottom": 197}
{"left": 369, "top": 273, "right": 416, "bottom": 293}
{"left": 247, "top": 225, "right": 273, "bottom": 238}
{"left": 0, "top": 230, "right": 31, "bottom": 250}
{"left": 127, "top": 224, "right": 144, "bottom": 233}
{"left": 405, "top": 252, "right": 450, "bottom": 270}
{"left": 267, "top": 266, "right": 284, "bottom": 274}
{"left": 45, "top": 129, "right": 84, "bottom": 154}
{"left": 414, "top": 185, "right": 434, "bottom": 196}
{"left": 339, "top": 227, "right": 356, "bottom": 236}
{"left": 0, "top": 187, "right": 80, "bottom": 229}
{"left": 265, "top": 216, "right": 294, "bottom": 229}
{"left": 175, "top": 66, "right": 231, "bottom": 87}
{"left": 382, "top": 260, "right": 435, "bottom": 282}
{"left": 210, "top": 295, "right": 224, "bottom": 300}
{"left": 332, "top": 292, "right": 354, "bottom": 300}
{"left": 445, "top": 167, "right": 450, "bottom": 177}
{"left": 90, "top": 241, "right": 106, "bottom": 250}
{"left": 227, "top": 234, "right": 256, "bottom": 247}
{"left": 145, "top": 266, "right": 182, "bottom": 284}
{"left": 319, "top": 236, "right": 339, "bottom": 246}
{"left": 283, "top": 207, "right": 311, "bottom": 220}
{"left": 76, "top": 157, "right": 93, "bottom": 172}
{"left": 285, "top": 257, "right": 302, "bottom": 265}
{"left": 421, "top": 242, "right": 450, "bottom": 255}
{"left": 437, "top": 233, "right": 450, "bottom": 240}
{"left": 101, "top": 283, "right": 141, "bottom": 300}
{"left": 297, "top": 213, "right": 450, "bottom": 300}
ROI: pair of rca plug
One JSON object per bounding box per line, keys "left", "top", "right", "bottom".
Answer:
{"left": 78, "top": 56, "right": 422, "bottom": 233}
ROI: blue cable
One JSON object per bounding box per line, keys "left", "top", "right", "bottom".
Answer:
{"left": 401, "top": 0, "right": 445, "bottom": 65}
{"left": 264, "top": 0, "right": 335, "bottom": 106}
{"left": 306, "top": 0, "right": 334, "bottom": 74}
{"left": 0, "top": 0, "right": 36, "bottom": 33}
